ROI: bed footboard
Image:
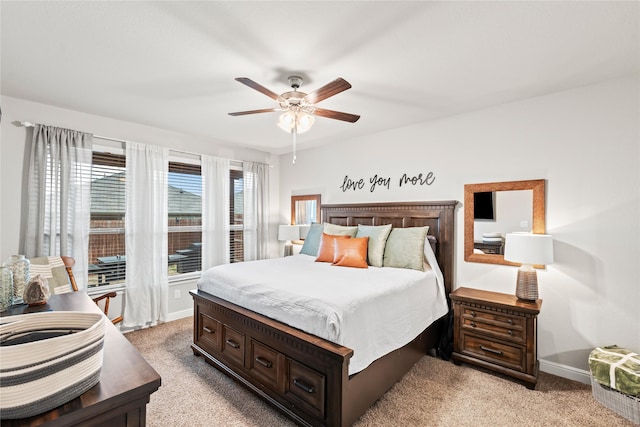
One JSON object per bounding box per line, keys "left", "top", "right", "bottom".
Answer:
{"left": 191, "top": 289, "right": 443, "bottom": 427}
{"left": 191, "top": 289, "right": 353, "bottom": 427}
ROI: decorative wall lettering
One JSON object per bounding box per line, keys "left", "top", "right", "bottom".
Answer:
{"left": 369, "top": 175, "right": 391, "bottom": 192}
{"left": 399, "top": 172, "right": 435, "bottom": 187}
{"left": 339, "top": 175, "right": 365, "bottom": 192}
{"left": 339, "top": 172, "right": 436, "bottom": 193}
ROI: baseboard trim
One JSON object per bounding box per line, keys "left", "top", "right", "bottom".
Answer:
{"left": 539, "top": 359, "right": 591, "bottom": 385}
{"left": 167, "top": 307, "right": 193, "bottom": 322}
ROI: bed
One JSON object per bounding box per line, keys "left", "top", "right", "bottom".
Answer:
{"left": 190, "top": 201, "right": 457, "bottom": 427}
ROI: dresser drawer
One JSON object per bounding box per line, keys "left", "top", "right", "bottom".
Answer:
{"left": 461, "top": 333, "right": 524, "bottom": 371}
{"left": 284, "top": 358, "right": 326, "bottom": 419}
{"left": 461, "top": 306, "right": 525, "bottom": 343}
{"left": 197, "top": 312, "right": 222, "bottom": 352}
{"left": 248, "top": 339, "right": 280, "bottom": 389}
{"left": 221, "top": 324, "right": 245, "bottom": 366}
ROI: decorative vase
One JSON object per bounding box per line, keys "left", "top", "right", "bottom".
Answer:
{"left": 3, "top": 255, "right": 30, "bottom": 305}
{"left": 0, "top": 266, "right": 12, "bottom": 312}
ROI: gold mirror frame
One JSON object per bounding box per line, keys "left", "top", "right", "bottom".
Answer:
{"left": 464, "top": 179, "right": 546, "bottom": 266}
{"left": 291, "top": 194, "right": 321, "bottom": 225}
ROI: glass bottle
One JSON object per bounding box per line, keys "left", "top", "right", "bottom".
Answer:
{"left": 3, "top": 255, "right": 30, "bottom": 305}
{"left": 0, "top": 266, "right": 13, "bottom": 311}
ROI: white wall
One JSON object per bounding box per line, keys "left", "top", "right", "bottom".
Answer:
{"left": 278, "top": 76, "right": 640, "bottom": 382}
{"left": 0, "top": 96, "right": 282, "bottom": 319}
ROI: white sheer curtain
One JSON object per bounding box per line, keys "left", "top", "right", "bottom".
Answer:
{"left": 123, "top": 141, "right": 169, "bottom": 328}
{"left": 243, "top": 162, "right": 270, "bottom": 261}
{"left": 201, "top": 155, "right": 230, "bottom": 270}
{"left": 25, "top": 124, "right": 92, "bottom": 288}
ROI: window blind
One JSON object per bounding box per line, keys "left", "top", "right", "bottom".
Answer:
{"left": 168, "top": 161, "right": 202, "bottom": 275}
{"left": 89, "top": 152, "right": 126, "bottom": 288}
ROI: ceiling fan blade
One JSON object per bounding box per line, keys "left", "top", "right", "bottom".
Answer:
{"left": 304, "top": 78, "right": 352, "bottom": 104}
{"left": 235, "top": 77, "right": 283, "bottom": 101}
{"left": 312, "top": 108, "right": 360, "bottom": 123}
{"left": 228, "top": 108, "right": 278, "bottom": 116}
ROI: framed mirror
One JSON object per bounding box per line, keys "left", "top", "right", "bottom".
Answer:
{"left": 464, "top": 179, "right": 545, "bottom": 266}
{"left": 291, "top": 194, "right": 321, "bottom": 225}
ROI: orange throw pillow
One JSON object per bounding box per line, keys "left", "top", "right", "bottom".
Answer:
{"left": 315, "top": 233, "right": 351, "bottom": 263}
{"left": 332, "top": 237, "right": 369, "bottom": 268}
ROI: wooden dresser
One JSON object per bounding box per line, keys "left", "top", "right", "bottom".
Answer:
{"left": 450, "top": 287, "right": 542, "bottom": 389}
{"left": 1, "top": 292, "right": 161, "bottom": 427}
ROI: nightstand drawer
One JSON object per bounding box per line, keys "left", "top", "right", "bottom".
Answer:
{"left": 461, "top": 333, "right": 524, "bottom": 371}
{"left": 462, "top": 307, "right": 525, "bottom": 343}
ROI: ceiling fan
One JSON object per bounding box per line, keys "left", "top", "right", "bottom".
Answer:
{"left": 229, "top": 76, "right": 360, "bottom": 163}
{"left": 229, "top": 75, "right": 360, "bottom": 125}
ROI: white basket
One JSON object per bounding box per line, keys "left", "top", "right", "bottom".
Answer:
{"left": 591, "top": 376, "right": 640, "bottom": 424}
{"left": 0, "top": 311, "right": 105, "bottom": 419}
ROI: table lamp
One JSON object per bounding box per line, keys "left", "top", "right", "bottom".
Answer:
{"left": 278, "top": 225, "right": 300, "bottom": 257}
{"left": 504, "top": 232, "right": 553, "bottom": 301}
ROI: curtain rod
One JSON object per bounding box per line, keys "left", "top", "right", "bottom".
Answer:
{"left": 17, "top": 121, "right": 272, "bottom": 167}
{"left": 19, "top": 121, "right": 128, "bottom": 144}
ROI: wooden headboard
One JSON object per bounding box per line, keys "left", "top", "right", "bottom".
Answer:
{"left": 321, "top": 200, "right": 457, "bottom": 295}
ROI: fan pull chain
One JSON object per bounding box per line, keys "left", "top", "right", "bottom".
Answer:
{"left": 292, "top": 124, "right": 297, "bottom": 164}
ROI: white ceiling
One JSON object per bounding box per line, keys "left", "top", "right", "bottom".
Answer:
{"left": 1, "top": 1, "right": 638, "bottom": 154}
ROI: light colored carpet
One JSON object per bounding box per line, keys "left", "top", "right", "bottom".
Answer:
{"left": 125, "top": 317, "right": 635, "bottom": 426}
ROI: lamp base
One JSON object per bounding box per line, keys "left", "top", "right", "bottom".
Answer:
{"left": 283, "top": 243, "right": 293, "bottom": 257}
{"left": 515, "top": 265, "right": 539, "bottom": 301}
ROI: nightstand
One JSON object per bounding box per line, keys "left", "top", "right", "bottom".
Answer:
{"left": 450, "top": 287, "right": 542, "bottom": 389}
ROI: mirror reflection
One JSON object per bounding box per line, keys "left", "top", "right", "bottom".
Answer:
{"left": 464, "top": 180, "right": 545, "bottom": 266}
{"left": 473, "top": 190, "right": 533, "bottom": 255}
{"left": 291, "top": 194, "right": 321, "bottom": 225}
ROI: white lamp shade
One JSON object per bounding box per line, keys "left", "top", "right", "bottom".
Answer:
{"left": 278, "top": 225, "right": 300, "bottom": 241}
{"left": 504, "top": 233, "right": 554, "bottom": 265}
{"left": 277, "top": 111, "right": 314, "bottom": 134}
{"left": 298, "top": 225, "right": 311, "bottom": 239}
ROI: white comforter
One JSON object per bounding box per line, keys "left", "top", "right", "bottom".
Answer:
{"left": 197, "top": 244, "right": 448, "bottom": 375}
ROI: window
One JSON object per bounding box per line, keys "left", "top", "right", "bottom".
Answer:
{"left": 89, "top": 150, "right": 245, "bottom": 287}
{"left": 89, "top": 152, "right": 126, "bottom": 288}
{"left": 168, "top": 161, "right": 202, "bottom": 275}
{"left": 230, "top": 168, "right": 244, "bottom": 263}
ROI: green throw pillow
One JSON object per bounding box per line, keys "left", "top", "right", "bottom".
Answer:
{"left": 356, "top": 224, "right": 392, "bottom": 267}
{"left": 323, "top": 223, "right": 358, "bottom": 237}
{"left": 383, "top": 226, "right": 429, "bottom": 271}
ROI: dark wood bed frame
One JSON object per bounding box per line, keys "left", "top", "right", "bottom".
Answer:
{"left": 191, "top": 200, "right": 457, "bottom": 427}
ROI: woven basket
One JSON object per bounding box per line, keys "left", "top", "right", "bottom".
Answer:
{"left": 0, "top": 311, "right": 105, "bottom": 419}
{"left": 591, "top": 376, "right": 640, "bottom": 424}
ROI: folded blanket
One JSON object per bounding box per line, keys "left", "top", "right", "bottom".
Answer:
{"left": 589, "top": 345, "right": 640, "bottom": 397}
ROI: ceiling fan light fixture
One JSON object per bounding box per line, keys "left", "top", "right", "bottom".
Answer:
{"left": 277, "top": 110, "right": 314, "bottom": 134}
{"left": 296, "top": 112, "right": 315, "bottom": 133}
{"left": 277, "top": 110, "right": 296, "bottom": 132}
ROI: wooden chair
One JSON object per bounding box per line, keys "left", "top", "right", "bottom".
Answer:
{"left": 31, "top": 256, "right": 123, "bottom": 325}
{"left": 59, "top": 256, "right": 123, "bottom": 325}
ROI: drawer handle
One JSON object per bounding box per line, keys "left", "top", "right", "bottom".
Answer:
{"left": 293, "top": 378, "right": 315, "bottom": 394}
{"left": 507, "top": 319, "right": 514, "bottom": 325}
{"left": 470, "top": 311, "right": 476, "bottom": 317}
{"left": 479, "top": 345, "right": 503, "bottom": 356}
{"left": 508, "top": 330, "right": 513, "bottom": 335}
{"left": 470, "top": 321, "right": 476, "bottom": 327}
{"left": 203, "top": 326, "right": 215, "bottom": 334}
{"left": 255, "top": 356, "right": 273, "bottom": 368}
{"left": 225, "top": 339, "right": 240, "bottom": 349}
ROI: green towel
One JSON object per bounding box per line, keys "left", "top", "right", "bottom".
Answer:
{"left": 589, "top": 345, "right": 640, "bottom": 397}
{"left": 29, "top": 256, "right": 73, "bottom": 295}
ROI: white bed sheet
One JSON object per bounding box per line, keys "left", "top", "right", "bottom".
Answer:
{"left": 197, "top": 243, "right": 448, "bottom": 375}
